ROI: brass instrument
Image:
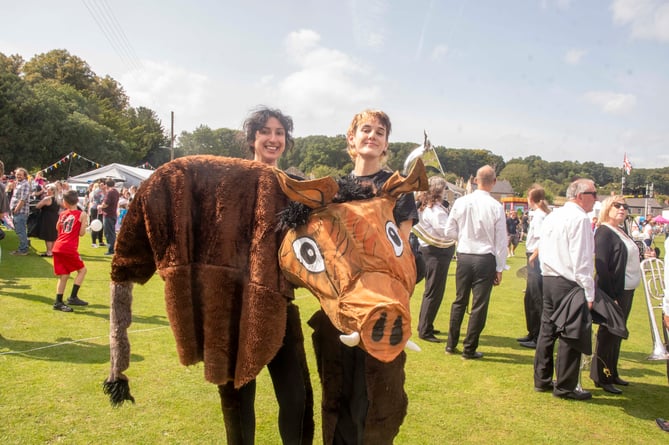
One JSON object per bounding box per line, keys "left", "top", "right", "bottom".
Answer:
{"left": 640, "top": 258, "right": 669, "bottom": 360}
{"left": 403, "top": 131, "right": 445, "bottom": 177}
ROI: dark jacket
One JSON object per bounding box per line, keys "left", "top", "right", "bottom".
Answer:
{"left": 550, "top": 286, "right": 628, "bottom": 356}
{"left": 594, "top": 224, "right": 638, "bottom": 302}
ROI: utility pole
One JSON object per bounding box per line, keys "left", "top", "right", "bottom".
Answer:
{"left": 170, "top": 111, "right": 175, "bottom": 161}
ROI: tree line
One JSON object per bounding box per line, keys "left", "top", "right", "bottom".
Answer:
{"left": 2, "top": 50, "right": 667, "bottom": 205}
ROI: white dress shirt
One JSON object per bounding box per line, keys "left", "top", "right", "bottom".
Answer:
{"left": 525, "top": 209, "right": 547, "bottom": 254}
{"left": 539, "top": 201, "right": 595, "bottom": 302}
{"left": 415, "top": 203, "right": 452, "bottom": 247}
{"left": 445, "top": 189, "right": 508, "bottom": 272}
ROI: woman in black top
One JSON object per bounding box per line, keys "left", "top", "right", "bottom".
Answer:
{"left": 590, "top": 195, "right": 643, "bottom": 394}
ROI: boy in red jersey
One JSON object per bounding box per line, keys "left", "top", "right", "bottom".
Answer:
{"left": 52, "top": 190, "right": 89, "bottom": 312}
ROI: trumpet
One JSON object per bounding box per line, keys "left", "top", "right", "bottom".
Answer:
{"left": 640, "top": 258, "right": 669, "bottom": 360}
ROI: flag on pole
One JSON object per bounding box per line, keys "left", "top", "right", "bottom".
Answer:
{"left": 623, "top": 153, "right": 632, "bottom": 175}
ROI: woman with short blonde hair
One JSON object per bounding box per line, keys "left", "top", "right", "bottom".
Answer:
{"left": 590, "top": 195, "right": 642, "bottom": 394}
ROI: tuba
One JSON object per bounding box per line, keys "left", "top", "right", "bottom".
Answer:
{"left": 403, "top": 131, "right": 446, "bottom": 177}
{"left": 640, "top": 258, "right": 669, "bottom": 360}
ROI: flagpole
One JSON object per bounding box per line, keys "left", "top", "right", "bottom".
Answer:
{"left": 621, "top": 167, "right": 625, "bottom": 195}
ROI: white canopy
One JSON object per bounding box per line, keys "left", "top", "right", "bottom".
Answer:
{"left": 68, "top": 163, "right": 154, "bottom": 187}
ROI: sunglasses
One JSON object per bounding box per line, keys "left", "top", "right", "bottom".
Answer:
{"left": 612, "top": 202, "right": 629, "bottom": 210}
{"left": 581, "top": 191, "right": 597, "bottom": 196}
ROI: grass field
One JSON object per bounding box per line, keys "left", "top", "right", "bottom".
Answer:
{"left": 1, "top": 229, "right": 668, "bottom": 444}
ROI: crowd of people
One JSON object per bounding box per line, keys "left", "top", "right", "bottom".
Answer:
{"left": 0, "top": 160, "right": 139, "bottom": 312}
{"left": 3, "top": 104, "right": 669, "bottom": 441}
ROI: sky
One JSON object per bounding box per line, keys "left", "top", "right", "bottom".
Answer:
{"left": 3, "top": 0, "right": 669, "bottom": 169}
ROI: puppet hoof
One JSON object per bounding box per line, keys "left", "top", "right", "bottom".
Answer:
{"left": 405, "top": 340, "right": 421, "bottom": 352}
{"left": 340, "top": 331, "right": 361, "bottom": 347}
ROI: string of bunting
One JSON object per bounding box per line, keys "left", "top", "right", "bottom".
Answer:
{"left": 35, "top": 151, "right": 102, "bottom": 176}
{"left": 34, "top": 153, "right": 155, "bottom": 177}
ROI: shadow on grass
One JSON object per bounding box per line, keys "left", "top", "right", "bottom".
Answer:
{"left": 0, "top": 335, "right": 145, "bottom": 364}
{"left": 0, "top": 288, "right": 169, "bottom": 326}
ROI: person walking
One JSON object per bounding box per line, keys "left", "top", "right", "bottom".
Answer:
{"left": 444, "top": 165, "right": 508, "bottom": 359}
{"left": 51, "top": 190, "right": 89, "bottom": 312}
{"left": 533, "top": 178, "right": 597, "bottom": 401}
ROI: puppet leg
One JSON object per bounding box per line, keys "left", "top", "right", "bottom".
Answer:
{"left": 218, "top": 380, "right": 256, "bottom": 445}
{"left": 362, "top": 352, "right": 408, "bottom": 444}
{"left": 309, "top": 309, "right": 407, "bottom": 445}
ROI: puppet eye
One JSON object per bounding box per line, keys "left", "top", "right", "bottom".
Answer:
{"left": 385, "top": 221, "right": 404, "bottom": 257}
{"left": 292, "top": 237, "right": 325, "bottom": 273}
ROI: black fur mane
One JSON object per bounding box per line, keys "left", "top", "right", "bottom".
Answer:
{"left": 278, "top": 176, "right": 377, "bottom": 229}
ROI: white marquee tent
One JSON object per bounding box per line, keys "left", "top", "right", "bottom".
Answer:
{"left": 68, "top": 163, "right": 154, "bottom": 187}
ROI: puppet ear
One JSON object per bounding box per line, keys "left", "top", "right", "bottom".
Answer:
{"left": 274, "top": 169, "right": 340, "bottom": 209}
{"left": 380, "top": 158, "right": 428, "bottom": 198}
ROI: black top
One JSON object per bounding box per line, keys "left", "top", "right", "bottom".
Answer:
{"left": 594, "top": 224, "right": 638, "bottom": 302}
{"left": 350, "top": 169, "right": 418, "bottom": 226}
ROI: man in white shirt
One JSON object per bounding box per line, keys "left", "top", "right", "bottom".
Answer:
{"left": 444, "top": 165, "right": 508, "bottom": 359}
{"left": 533, "top": 178, "right": 596, "bottom": 401}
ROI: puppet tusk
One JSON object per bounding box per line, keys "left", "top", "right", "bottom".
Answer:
{"left": 405, "top": 340, "right": 421, "bottom": 352}
{"left": 339, "top": 332, "right": 361, "bottom": 347}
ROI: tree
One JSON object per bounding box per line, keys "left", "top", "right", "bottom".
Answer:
{"left": 499, "top": 163, "right": 533, "bottom": 196}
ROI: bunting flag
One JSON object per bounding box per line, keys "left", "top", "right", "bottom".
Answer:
{"left": 33, "top": 152, "right": 103, "bottom": 177}
{"left": 623, "top": 153, "right": 632, "bottom": 175}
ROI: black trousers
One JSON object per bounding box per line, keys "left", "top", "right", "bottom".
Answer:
{"left": 447, "top": 253, "right": 496, "bottom": 355}
{"left": 534, "top": 276, "right": 586, "bottom": 395}
{"left": 90, "top": 208, "right": 104, "bottom": 244}
{"left": 218, "top": 303, "right": 314, "bottom": 445}
{"left": 523, "top": 252, "right": 543, "bottom": 341}
{"left": 590, "top": 289, "right": 634, "bottom": 384}
{"left": 417, "top": 244, "right": 455, "bottom": 338}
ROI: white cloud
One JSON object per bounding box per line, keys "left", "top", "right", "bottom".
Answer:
{"left": 583, "top": 90, "right": 637, "bottom": 114}
{"left": 349, "top": 0, "right": 388, "bottom": 48}
{"left": 120, "top": 60, "right": 209, "bottom": 128}
{"left": 612, "top": 0, "right": 669, "bottom": 42}
{"left": 431, "top": 44, "right": 449, "bottom": 61}
{"left": 564, "top": 48, "right": 587, "bottom": 64}
{"left": 265, "top": 29, "right": 381, "bottom": 132}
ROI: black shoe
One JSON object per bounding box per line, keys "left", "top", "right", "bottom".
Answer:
{"left": 598, "top": 383, "right": 622, "bottom": 394}
{"left": 516, "top": 334, "right": 532, "bottom": 342}
{"left": 656, "top": 418, "right": 669, "bottom": 433}
{"left": 445, "top": 346, "right": 460, "bottom": 355}
{"left": 519, "top": 340, "right": 537, "bottom": 349}
{"left": 53, "top": 302, "right": 73, "bottom": 312}
{"left": 419, "top": 335, "right": 444, "bottom": 343}
{"left": 433, "top": 330, "right": 442, "bottom": 334}
{"left": 67, "top": 297, "right": 89, "bottom": 306}
{"left": 104, "top": 252, "right": 114, "bottom": 256}
{"left": 462, "top": 351, "right": 483, "bottom": 360}
{"left": 534, "top": 383, "right": 554, "bottom": 392}
{"left": 553, "top": 389, "right": 592, "bottom": 401}
{"left": 613, "top": 377, "right": 629, "bottom": 386}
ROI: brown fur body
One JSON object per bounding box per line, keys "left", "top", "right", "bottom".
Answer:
{"left": 110, "top": 155, "right": 294, "bottom": 388}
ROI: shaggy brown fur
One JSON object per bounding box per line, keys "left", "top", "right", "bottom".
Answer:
{"left": 109, "top": 156, "right": 295, "bottom": 388}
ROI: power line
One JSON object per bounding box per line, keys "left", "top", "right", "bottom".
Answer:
{"left": 81, "top": 0, "right": 142, "bottom": 72}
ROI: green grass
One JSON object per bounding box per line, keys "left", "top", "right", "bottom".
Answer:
{"left": 1, "top": 230, "right": 668, "bottom": 444}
